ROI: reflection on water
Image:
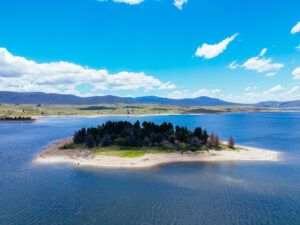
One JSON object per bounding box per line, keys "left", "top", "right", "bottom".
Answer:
{"left": 0, "top": 112, "right": 300, "bottom": 224}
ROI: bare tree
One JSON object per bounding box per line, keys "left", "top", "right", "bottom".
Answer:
{"left": 208, "top": 133, "right": 215, "bottom": 148}
{"left": 228, "top": 136, "right": 235, "bottom": 149}
{"left": 208, "top": 133, "right": 221, "bottom": 148}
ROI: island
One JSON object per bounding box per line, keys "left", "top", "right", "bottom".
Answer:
{"left": 0, "top": 116, "right": 36, "bottom": 123}
{"left": 35, "top": 121, "right": 279, "bottom": 168}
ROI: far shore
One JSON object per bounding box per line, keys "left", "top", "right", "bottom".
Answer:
{"left": 32, "top": 113, "right": 200, "bottom": 119}
{"left": 31, "top": 110, "right": 286, "bottom": 119}
{"left": 34, "top": 137, "right": 280, "bottom": 169}
{"left": 2, "top": 103, "right": 297, "bottom": 120}
{"left": 0, "top": 119, "right": 37, "bottom": 123}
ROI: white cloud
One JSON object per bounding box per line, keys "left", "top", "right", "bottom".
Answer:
{"left": 296, "top": 45, "right": 300, "bottom": 50}
{"left": 100, "top": 0, "right": 187, "bottom": 8}
{"left": 167, "top": 90, "right": 185, "bottom": 99}
{"left": 266, "top": 72, "right": 276, "bottom": 77}
{"left": 223, "top": 91, "right": 300, "bottom": 104}
{"left": 222, "top": 85, "right": 300, "bottom": 103}
{"left": 112, "top": 0, "right": 144, "bottom": 4}
{"left": 195, "top": 33, "right": 238, "bottom": 59}
{"left": 263, "top": 85, "right": 283, "bottom": 95}
{"left": 231, "top": 49, "right": 284, "bottom": 75}
{"left": 245, "top": 86, "right": 258, "bottom": 91}
{"left": 242, "top": 56, "right": 283, "bottom": 73}
{"left": 190, "top": 89, "right": 220, "bottom": 97}
{"left": 259, "top": 48, "right": 267, "bottom": 57}
{"left": 174, "top": 0, "right": 188, "bottom": 9}
{"left": 291, "top": 22, "right": 300, "bottom": 34}
{"left": 292, "top": 67, "right": 300, "bottom": 80}
{"left": 158, "top": 81, "right": 176, "bottom": 90}
{"left": 228, "top": 61, "right": 239, "bottom": 69}
{"left": 286, "top": 86, "right": 299, "bottom": 94}
{"left": 291, "top": 86, "right": 299, "bottom": 92}
{"left": 0, "top": 48, "right": 175, "bottom": 95}
{"left": 166, "top": 85, "right": 299, "bottom": 103}
{"left": 210, "top": 89, "right": 221, "bottom": 94}
{"left": 167, "top": 89, "right": 221, "bottom": 99}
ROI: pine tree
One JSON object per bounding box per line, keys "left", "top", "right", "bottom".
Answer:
{"left": 194, "top": 127, "right": 202, "bottom": 139}
{"left": 101, "top": 133, "right": 110, "bottom": 147}
{"left": 86, "top": 132, "right": 95, "bottom": 148}
{"left": 202, "top": 129, "right": 208, "bottom": 145}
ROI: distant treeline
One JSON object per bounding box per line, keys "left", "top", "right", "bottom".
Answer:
{"left": 0, "top": 116, "right": 33, "bottom": 121}
{"left": 73, "top": 121, "right": 235, "bottom": 150}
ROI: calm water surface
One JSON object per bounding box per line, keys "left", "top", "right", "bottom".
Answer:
{"left": 1, "top": 112, "right": 300, "bottom": 225}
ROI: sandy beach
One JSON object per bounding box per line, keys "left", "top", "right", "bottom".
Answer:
{"left": 34, "top": 138, "right": 280, "bottom": 169}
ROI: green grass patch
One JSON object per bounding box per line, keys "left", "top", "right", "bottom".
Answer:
{"left": 59, "top": 142, "right": 242, "bottom": 158}
{"left": 119, "top": 151, "right": 146, "bottom": 158}
{"left": 212, "top": 143, "right": 243, "bottom": 151}
{"left": 92, "top": 145, "right": 175, "bottom": 158}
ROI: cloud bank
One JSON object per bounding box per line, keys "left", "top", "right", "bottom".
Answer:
{"left": 0, "top": 48, "right": 175, "bottom": 95}
{"left": 222, "top": 85, "right": 300, "bottom": 103}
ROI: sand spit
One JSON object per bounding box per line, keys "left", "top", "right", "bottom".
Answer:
{"left": 34, "top": 138, "right": 280, "bottom": 169}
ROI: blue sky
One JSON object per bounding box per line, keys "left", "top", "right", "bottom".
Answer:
{"left": 0, "top": 0, "right": 300, "bottom": 102}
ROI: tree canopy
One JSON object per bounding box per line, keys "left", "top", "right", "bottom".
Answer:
{"left": 0, "top": 116, "right": 32, "bottom": 121}
{"left": 73, "top": 120, "right": 212, "bottom": 150}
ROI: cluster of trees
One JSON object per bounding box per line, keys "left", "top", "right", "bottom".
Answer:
{"left": 73, "top": 121, "right": 210, "bottom": 149}
{"left": 0, "top": 116, "right": 32, "bottom": 121}
{"left": 73, "top": 120, "right": 235, "bottom": 150}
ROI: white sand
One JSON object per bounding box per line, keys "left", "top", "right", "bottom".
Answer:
{"left": 34, "top": 138, "right": 280, "bottom": 169}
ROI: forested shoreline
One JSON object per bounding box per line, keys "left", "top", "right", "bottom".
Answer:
{"left": 71, "top": 121, "right": 235, "bottom": 151}
{"left": 0, "top": 116, "right": 34, "bottom": 121}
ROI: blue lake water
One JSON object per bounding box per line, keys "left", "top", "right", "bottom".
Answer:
{"left": 1, "top": 112, "right": 300, "bottom": 224}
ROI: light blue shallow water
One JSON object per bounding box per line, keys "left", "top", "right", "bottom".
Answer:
{"left": 1, "top": 112, "right": 300, "bottom": 225}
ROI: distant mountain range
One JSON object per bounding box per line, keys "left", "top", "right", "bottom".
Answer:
{"left": 126, "top": 96, "right": 240, "bottom": 106}
{"left": 0, "top": 91, "right": 137, "bottom": 105}
{"left": 0, "top": 91, "right": 299, "bottom": 107}
{"left": 255, "top": 100, "right": 300, "bottom": 108}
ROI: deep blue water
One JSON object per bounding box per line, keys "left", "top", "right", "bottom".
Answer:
{"left": 1, "top": 112, "right": 300, "bottom": 225}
